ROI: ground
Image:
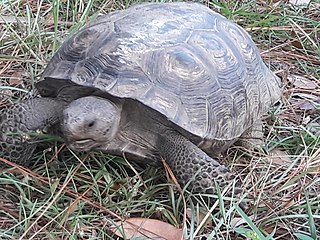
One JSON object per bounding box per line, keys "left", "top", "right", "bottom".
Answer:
{"left": 0, "top": 0, "right": 319, "bottom": 239}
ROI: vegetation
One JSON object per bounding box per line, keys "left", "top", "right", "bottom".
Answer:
{"left": 0, "top": 0, "right": 319, "bottom": 239}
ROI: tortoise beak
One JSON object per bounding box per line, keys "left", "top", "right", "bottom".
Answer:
{"left": 67, "top": 139, "right": 98, "bottom": 151}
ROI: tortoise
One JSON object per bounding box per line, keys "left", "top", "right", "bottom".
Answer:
{"left": 0, "top": 2, "right": 280, "bottom": 195}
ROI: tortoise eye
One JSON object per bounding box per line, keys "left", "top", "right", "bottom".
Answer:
{"left": 88, "top": 121, "right": 95, "bottom": 127}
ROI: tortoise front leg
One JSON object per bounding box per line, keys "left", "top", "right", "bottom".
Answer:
{"left": 0, "top": 98, "right": 65, "bottom": 167}
{"left": 157, "top": 130, "right": 242, "bottom": 196}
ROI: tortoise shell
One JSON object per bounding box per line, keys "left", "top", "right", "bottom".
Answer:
{"left": 39, "top": 2, "right": 280, "bottom": 152}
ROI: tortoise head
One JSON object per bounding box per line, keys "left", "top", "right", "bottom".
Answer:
{"left": 62, "top": 96, "right": 121, "bottom": 151}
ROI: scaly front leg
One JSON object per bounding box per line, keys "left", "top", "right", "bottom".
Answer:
{"left": 0, "top": 98, "right": 65, "bottom": 167}
{"left": 158, "top": 130, "right": 242, "bottom": 196}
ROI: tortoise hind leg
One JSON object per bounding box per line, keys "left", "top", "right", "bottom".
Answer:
{"left": 237, "top": 120, "right": 264, "bottom": 151}
{"left": 0, "top": 98, "right": 65, "bottom": 167}
{"left": 157, "top": 129, "right": 242, "bottom": 196}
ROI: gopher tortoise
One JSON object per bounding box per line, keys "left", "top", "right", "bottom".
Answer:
{"left": 0, "top": 2, "right": 280, "bottom": 195}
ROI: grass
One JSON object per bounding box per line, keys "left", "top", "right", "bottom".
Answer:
{"left": 0, "top": 0, "right": 319, "bottom": 239}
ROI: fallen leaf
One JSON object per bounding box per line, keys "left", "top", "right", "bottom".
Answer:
{"left": 297, "top": 100, "right": 320, "bottom": 110}
{"left": 269, "top": 149, "right": 291, "bottom": 165}
{"left": 9, "top": 77, "right": 22, "bottom": 86}
{"left": 288, "top": 75, "right": 318, "bottom": 90}
{"left": 230, "top": 217, "right": 253, "bottom": 228}
{"left": 0, "top": 16, "right": 28, "bottom": 24}
{"left": 186, "top": 207, "right": 212, "bottom": 226}
{"left": 291, "top": 40, "right": 304, "bottom": 50}
{"left": 289, "top": 0, "right": 311, "bottom": 6}
{"left": 111, "top": 218, "right": 183, "bottom": 240}
{"left": 262, "top": 223, "right": 291, "bottom": 236}
{"left": 289, "top": 93, "right": 320, "bottom": 110}
{"left": 290, "top": 31, "right": 304, "bottom": 49}
{"left": 290, "top": 98, "right": 320, "bottom": 111}
{"left": 292, "top": 93, "right": 319, "bottom": 102}
{"left": 307, "top": 122, "right": 320, "bottom": 136}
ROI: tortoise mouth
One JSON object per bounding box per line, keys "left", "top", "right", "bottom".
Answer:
{"left": 67, "top": 138, "right": 100, "bottom": 151}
